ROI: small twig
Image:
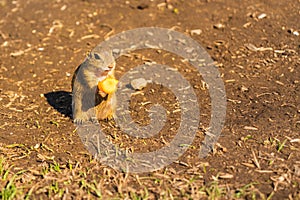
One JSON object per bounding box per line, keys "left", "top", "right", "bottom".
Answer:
{"left": 251, "top": 149, "right": 260, "bottom": 169}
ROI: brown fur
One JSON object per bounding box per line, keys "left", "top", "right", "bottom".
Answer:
{"left": 72, "top": 51, "right": 116, "bottom": 124}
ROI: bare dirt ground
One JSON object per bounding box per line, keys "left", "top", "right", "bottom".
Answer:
{"left": 0, "top": 0, "right": 299, "bottom": 199}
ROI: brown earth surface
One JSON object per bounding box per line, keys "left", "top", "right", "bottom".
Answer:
{"left": 0, "top": 0, "right": 299, "bottom": 199}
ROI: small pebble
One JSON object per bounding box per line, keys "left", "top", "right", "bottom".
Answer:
{"left": 213, "top": 23, "right": 225, "bottom": 29}
{"left": 240, "top": 85, "right": 249, "bottom": 92}
{"left": 258, "top": 13, "right": 267, "bottom": 19}
{"left": 131, "top": 78, "right": 148, "bottom": 90}
{"left": 34, "top": 143, "right": 40, "bottom": 149}
{"left": 191, "top": 29, "right": 202, "bottom": 35}
{"left": 288, "top": 29, "right": 299, "bottom": 36}
{"left": 293, "top": 30, "right": 299, "bottom": 36}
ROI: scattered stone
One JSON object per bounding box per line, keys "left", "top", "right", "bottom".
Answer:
{"left": 288, "top": 29, "right": 299, "bottom": 36}
{"left": 167, "top": 4, "right": 173, "bottom": 10}
{"left": 190, "top": 29, "right": 202, "bottom": 35}
{"left": 258, "top": 13, "right": 267, "bottom": 19}
{"left": 240, "top": 85, "right": 249, "bottom": 92}
{"left": 293, "top": 31, "right": 299, "bottom": 36}
{"left": 213, "top": 23, "right": 225, "bottom": 29}
{"left": 131, "top": 78, "right": 148, "bottom": 90}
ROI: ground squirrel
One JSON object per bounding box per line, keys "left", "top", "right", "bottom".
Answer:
{"left": 72, "top": 50, "right": 117, "bottom": 124}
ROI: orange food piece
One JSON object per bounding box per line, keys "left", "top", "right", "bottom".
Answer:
{"left": 98, "top": 77, "right": 118, "bottom": 94}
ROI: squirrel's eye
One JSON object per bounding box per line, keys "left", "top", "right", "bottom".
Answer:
{"left": 94, "top": 53, "right": 101, "bottom": 60}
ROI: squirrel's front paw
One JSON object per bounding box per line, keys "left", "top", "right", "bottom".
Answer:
{"left": 73, "top": 111, "right": 90, "bottom": 125}
{"left": 106, "top": 113, "right": 115, "bottom": 121}
{"left": 73, "top": 114, "right": 99, "bottom": 125}
{"left": 73, "top": 108, "right": 99, "bottom": 124}
{"left": 74, "top": 117, "right": 98, "bottom": 125}
{"left": 73, "top": 118, "right": 87, "bottom": 125}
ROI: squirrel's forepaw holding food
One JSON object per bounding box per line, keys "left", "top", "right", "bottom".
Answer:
{"left": 98, "top": 77, "right": 118, "bottom": 94}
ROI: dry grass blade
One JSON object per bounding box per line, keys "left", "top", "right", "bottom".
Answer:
{"left": 251, "top": 150, "right": 260, "bottom": 169}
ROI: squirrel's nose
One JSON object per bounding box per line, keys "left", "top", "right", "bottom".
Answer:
{"left": 108, "top": 63, "right": 114, "bottom": 69}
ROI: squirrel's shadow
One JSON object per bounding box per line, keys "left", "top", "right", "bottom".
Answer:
{"left": 44, "top": 91, "right": 72, "bottom": 119}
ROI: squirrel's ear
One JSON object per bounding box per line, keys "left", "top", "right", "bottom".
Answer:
{"left": 112, "top": 49, "right": 120, "bottom": 58}
{"left": 87, "top": 52, "right": 93, "bottom": 59}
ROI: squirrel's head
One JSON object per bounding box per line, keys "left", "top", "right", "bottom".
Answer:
{"left": 83, "top": 51, "right": 116, "bottom": 88}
